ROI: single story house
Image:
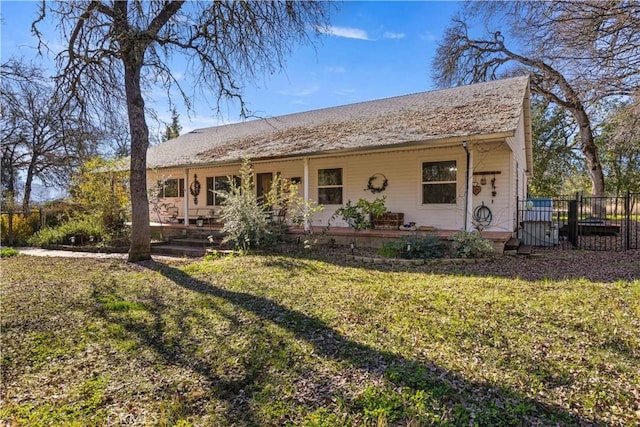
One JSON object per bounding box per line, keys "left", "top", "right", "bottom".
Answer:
{"left": 146, "top": 75, "right": 532, "bottom": 245}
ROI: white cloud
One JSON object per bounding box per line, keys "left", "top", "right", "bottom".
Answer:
{"left": 318, "top": 25, "right": 370, "bottom": 40}
{"left": 420, "top": 32, "right": 438, "bottom": 42}
{"left": 324, "top": 66, "right": 346, "bottom": 74}
{"left": 383, "top": 31, "right": 406, "bottom": 40}
{"left": 278, "top": 85, "right": 320, "bottom": 97}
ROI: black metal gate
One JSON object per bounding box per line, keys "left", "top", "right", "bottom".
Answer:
{"left": 517, "top": 192, "right": 639, "bottom": 251}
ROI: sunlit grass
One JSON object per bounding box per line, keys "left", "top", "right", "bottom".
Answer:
{"left": 1, "top": 254, "right": 638, "bottom": 426}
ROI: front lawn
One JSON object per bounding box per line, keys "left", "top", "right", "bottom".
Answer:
{"left": 1, "top": 251, "right": 638, "bottom": 426}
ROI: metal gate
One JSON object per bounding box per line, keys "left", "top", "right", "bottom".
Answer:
{"left": 518, "top": 192, "right": 639, "bottom": 251}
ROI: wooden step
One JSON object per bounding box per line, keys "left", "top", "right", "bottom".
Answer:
{"left": 517, "top": 244, "right": 532, "bottom": 256}
{"left": 504, "top": 237, "right": 521, "bottom": 251}
{"left": 151, "top": 244, "right": 205, "bottom": 258}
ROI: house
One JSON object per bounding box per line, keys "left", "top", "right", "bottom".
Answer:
{"left": 147, "top": 75, "right": 532, "bottom": 247}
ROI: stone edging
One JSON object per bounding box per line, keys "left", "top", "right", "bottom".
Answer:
{"left": 42, "top": 244, "right": 128, "bottom": 254}
{"left": 345, "top": 254, "right": 492, "bottom": 265}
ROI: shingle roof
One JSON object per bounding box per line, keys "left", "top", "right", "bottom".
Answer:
{"left": 147, "top": 75, "right": 530, "bottom": 169}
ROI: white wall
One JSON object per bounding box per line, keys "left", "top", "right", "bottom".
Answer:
{"left": 147, "top": 141, "right": 519, "bottom": 232}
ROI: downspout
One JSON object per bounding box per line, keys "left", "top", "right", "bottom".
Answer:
{"left": 303, "top": 157, "right": 310, "bottom": 232}
{"left": 462, "top": 141, "right": 470, "bottom": 231}
{"left": 184, "top": 168, "right": 189, "bottom": 228}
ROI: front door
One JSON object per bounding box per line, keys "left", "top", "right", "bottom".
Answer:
{"left": 256, "top": 173, "right": 273, "bottom": 204}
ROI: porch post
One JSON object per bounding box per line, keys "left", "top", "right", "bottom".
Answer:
{"left": 466, "top": 149, "right": 474, "bottom": 231}
{"left": 303, "top": 157, "right": 310, "bottom": 232}
{"left": 462, "top": 142, "right": 473, "bottom": 231}
{"left": 184, "top": 168, "right": 189, "bottom": 227}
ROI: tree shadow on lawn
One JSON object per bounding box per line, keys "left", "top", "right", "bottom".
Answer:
{"left": 132, "top": 260, "right": 594, "bottom": 426}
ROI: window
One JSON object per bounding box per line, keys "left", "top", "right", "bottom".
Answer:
{"left": 318, "top": 168, "right": 343, "bottom": 205}
{"left": 157, "top": 178, "right": 184, "bottom": 198}
{"left": 422, "top": 161, "right": 457, "bottom": 204}
{"left": 206, "top": 175, "right": 241, "bottom": 206}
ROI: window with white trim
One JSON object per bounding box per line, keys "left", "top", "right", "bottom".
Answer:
{"left": 317, "top": 168, "right": 343, "bottom": 205}
{"left": 157, "top": 178, "right": 184, "bottom": 198}
{"left": 206, "top": 176, "right": 241, "bottom": 206}
{"left": 422, "top": 161, "right": 457, "bottom": 204}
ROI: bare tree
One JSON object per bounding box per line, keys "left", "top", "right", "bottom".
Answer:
{"left": 34, "top": 1, "right": 330, "bottom": 262}
{"left": 433, "top": 1, "right": 640, "bottom": 197}
{"left": 0, "top": 59, "right": 99, "bottom": 216}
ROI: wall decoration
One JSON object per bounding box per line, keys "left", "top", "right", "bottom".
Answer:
{"left": 472, "top": 182, "right": 482, "bottom": 196}
{"left": 365, "top": 173, "right": 388, "bottom": 194}
{"left": 190, "top": 174, "right": 201, "bottom": 205}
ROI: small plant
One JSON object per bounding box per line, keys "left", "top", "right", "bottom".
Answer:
{"left": 0, "top": 247, "right": 20, "bottom": 257}
{"left": 378, "top": 234, "right": 444, "bottom": 259}
{"left": 334, "top": 196, "right": 387, "bottom": 231}
{"left": 449, "top": 231, "right": 495, "bottom": 258}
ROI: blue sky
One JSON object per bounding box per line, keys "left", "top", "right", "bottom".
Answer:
{"left": 1, "top": 1, "right": 463, "bottom": 134}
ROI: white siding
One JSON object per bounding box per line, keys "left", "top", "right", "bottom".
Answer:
{"left": 148, "top": 142, "right": 519, "bottom": 232}
{"left": 469, "top": 142, "right": 513, "bottom": 232}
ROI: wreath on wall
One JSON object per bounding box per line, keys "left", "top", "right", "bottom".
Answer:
{"left": 190, "top": 174, "right": 201, "bottom": 205}
{"left": 365, "top": 173, "right": 388, "bottom": 194}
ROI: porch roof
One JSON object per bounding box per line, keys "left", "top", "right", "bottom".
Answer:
{"left": 147, "top": 75, "right": 531, "bottom": 169}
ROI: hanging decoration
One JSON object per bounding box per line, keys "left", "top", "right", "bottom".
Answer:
{"left": 190, "top": 174, "right": 201, "bottom": 205}
{"left": 472, "top": 181, "right": 482, "bottom": 196}
{"left": 365, "top": 173, "right": 388, "bottom": 194}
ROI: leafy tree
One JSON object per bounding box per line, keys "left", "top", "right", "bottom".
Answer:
{"left": 69, "top": 157, "right": 130, "bottom": 238}
{"left": 433, "top": 1, "right": 640, "bottom": 197}
{"left": 35, "top": 1, "right": 330, "bottom": 261}
{"left": 0, "top": 59, "right": 100, "bottom": 215}
{"left": 529, "top": 97, "right": 583, "bottom": 196}
{"left": 161, "top": 108, "right": 182, "bottom": 142}
{"left": 598, "top": 100, "right": 640, "bottom": 196}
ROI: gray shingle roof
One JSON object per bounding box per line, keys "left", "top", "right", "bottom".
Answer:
{"left": 147, "top": 75, "right": 530, "bottom": 169}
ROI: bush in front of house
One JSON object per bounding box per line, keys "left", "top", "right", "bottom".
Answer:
{"left": 216, "top": 160, "right": 275, "bottom": 250}
{"left": 28, "top": 215, "right": 107, "bottom": 247}
{"left": 449, "top": 231, "right": 495, "bottom": 258}
{"left": 0, "top": 247, "right": 20, "bottom": 257}
{"left": 0, "top": 212, "right": 42, "bottom": 246}
{"left": 378, "top": 234, "right": 445, "bottom": 259}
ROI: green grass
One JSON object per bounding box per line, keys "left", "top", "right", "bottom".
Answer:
{"left": 1, "top": 252, "right": 638, "bottom": 426}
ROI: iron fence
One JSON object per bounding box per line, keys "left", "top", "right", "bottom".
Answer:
{"left": 517, "top": 192, "right": 639, "bottom": 251}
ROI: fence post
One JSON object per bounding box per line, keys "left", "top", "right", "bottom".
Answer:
{"left": 568, "top": 200, "right": 578, "bottom": 247}
{"left": 625, "top": 191, "right": 631, "bottom": 251}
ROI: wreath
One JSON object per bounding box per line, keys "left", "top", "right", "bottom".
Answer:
{"left": 365, "top": 173, "right": 388, "bottom": 194}
{"left": 190, "top": 174, "right": 201, "bottom": 204}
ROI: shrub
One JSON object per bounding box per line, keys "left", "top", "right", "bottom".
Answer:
{"left": 449, "top": 231, "right": 495, "bottom": 258}
{"left": 28, "top": 216, "right": 106, "bottom": 247}
{"left": 216, "top": 160, "right": 274, "bottom": 250}
{"left": 379, "top": 234, "right": 445, "bottom": 259}
{"left": 1, "top": 213, "right": 41, "bottom": 245}
{"left": 334, "top": 196, "right": 387, "bottom": 231}
{"left": 0, "top": 247, "right": 20, "bottom": 257}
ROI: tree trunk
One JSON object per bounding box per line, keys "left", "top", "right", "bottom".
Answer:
{"left": 22, "top": 156, "right": 37, "bottom": 217}
{"left": 123, "top": 53, "right": 152, "bottom": 262}
{"left": 573, "top": 109, "right": 605, "bottom": 198}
